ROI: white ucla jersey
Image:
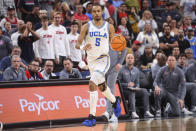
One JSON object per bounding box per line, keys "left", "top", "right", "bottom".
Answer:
{"left": 85, "top": 21, "right": 110, "bottom": 60}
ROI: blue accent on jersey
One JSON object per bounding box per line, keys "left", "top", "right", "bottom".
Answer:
{"left": 89, "top": 31, "right": 107, "bottom": 38}
{"left": 95, "top": 38, "right": 101, "bottom": 46}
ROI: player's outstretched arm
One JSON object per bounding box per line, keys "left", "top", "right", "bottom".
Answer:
{"left": 75, "top": 23, "right": 88, "bottom": 50}
{"left": 109, "top": 24, "right": 115, "bottom": 42}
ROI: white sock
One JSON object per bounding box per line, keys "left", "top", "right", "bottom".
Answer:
{"left": 90, "top": 91, "right": 98, "bottom": 116}
{"left": 102, "top": 87, "right": 116, "bottom": 103}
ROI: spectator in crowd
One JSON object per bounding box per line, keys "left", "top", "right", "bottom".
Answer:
{"left": 74, "top": 4, "right": 89, "bottom": 25}
{"left": 170, "top": 19, "right": 179, "bottom": 36}
{"left": 50, "top": 0, "right": 62, "bottom": 20}
{"left": 0, "top": 6, "right": 19, "bottom": 32}
{"left": 18, "top": 21, "right": 40, "bottom": 63}
{"left": 165, "top": 15, "right": 172, "bottom": 25}
{"left": 151, "top": 53, "right": 167, "bottom": 80}
{"left": 39, "top": 0, "right": 54, "bottom": 17}
{"left": 18, "top": 0, "right": 39, "bottom": 20}
{"left": 128, "top": 6, "right": 140, "bottom": 40}
{"left": 118, "top": 17, "right": 131, "bottom": 45}
{"left": 185, "top": 48, "right": 195, "bottom": 65}
{"left": 62, "top": 11, "right": 74, "bottom": 34}
{"left": 0, "top": 27, "right": 13, "bottom": 61}
{"left": 139, "top": 45, "right": 155, "bottom": 71}
{"left": 118, "top": 53, "right": 154, "bottom": 118}
{"left": 151, "top": 50, "right": 164, "bottom": 68}
{"left": 0, "top": 0, "right": 16, "bottom": 18}
{"left": 113, "top": 0, "right": 124, "bottom": 8}
{"left": 180, "top": 0, "right": 196, "bottom": 20}
{"left": 175, "top": 29, "right": 190, "bottom": 53}
{"left": 77, "top": 59, "right": 90, "bottom": 78}
{"left": 39, "top": 10, "right": 48, "bottom": 19}
{"left": 182, "top": 16, "right": 195, "bottom": 32}
{"left": 161, "top": 2, "right": 180, "bottom": 23}
{"left": 158, "top": 22, "right": 175, "bottom": 38}
{"left": 117, "top": 3, "right": 128, "bottom": 24}
{"left": 25, "top": 60, "right": 44, "bottom": 80}
{"left": 172, "top": 47, "right": 180, "bottom": 59}
{"left": 169, "top": 2, "right": 181, "bottom": 22}
{"left": 159, "top": 25, "right": 178, "bottom": 56}
{"left": 176, "top": 54, "right": 196, "bottom": 115}
{"left": 184, "top": 57, "right": 196, "bottom": 112}
{"left": 3, "top": 22, "right": 12, "bottom": 38}
{"left": 185, "top": 62, "right": 196, "bottom": 84}
{"left": 48, "top": 11, "right": 70, "bottom": 72}
{"left": 67, "top": 21, "right": 85, "bottom": 68}
{"left": 177, "top": 53, "right": 188, "bottom": 72}
{"left": 107, "top": 17, "right": 122, "bottom": 35}
{"left": 3, "top": 55, "right": 27, "bottom": 81}
{"left": 125, "top": 0, "right": 140, "bottom": 11}
{"left": 34, "top": 15, "right": 59, "bottom": 66}
{"left": 41, "top": 60, "right": 56, "bottom": 80}
{"left": 33, "top": 9, "right": 48, "bottom": 30}
{"left": 60, "top": 58, "right": 82, "bottom": 79}
{"left": 154, "top": 55, "right": 186, "bottom": 117}
{"left": 130, "top": 40, "right": 142, "bottom": 67}
{"left": 136, "top": 23, "right": 159, "bottom": 55}
{"left": 139, "top": 0, "right": 152, "bottom": 18}
{"left": 138, "top": 10, "right": 157, "bottom": 31}
{"left": 184, "top": 27, "right": 196, "bottom": 59}
{"left": 25, "top": 5, "right": 40, "bottom": 29}
{"left": 0, "top": 45, "right": 27, "bottom": 74}
{"left": 158, "top": 0, "right": 168, "bottom": 8}
{"left": 69, "top": 0, "right": 80, "bottom": 11}
{"left": 11, "top": 20, "right": 25, "bottom": 46}
{"left": 106, "top": 0, "right": 115, "bottom": 18}
{"left": 61, "top": 2, "right": 70, "bottom": 21}
{"left": 85, "top": 3, "right": 93, "bottom": 20}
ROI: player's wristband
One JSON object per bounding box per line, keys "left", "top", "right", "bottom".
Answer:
{"left": 80, "top": 45, "right": 85, "bottom": 50}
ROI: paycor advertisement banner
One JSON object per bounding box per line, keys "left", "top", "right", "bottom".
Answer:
{"left": 0, "top": 84, "right": 125, "bottom": 124}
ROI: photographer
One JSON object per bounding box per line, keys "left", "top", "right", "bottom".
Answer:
{"left": 59, "top": 58, "right": 82, "bottom": 79}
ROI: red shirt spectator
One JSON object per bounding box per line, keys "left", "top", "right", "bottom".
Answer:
{"left": 74, "top": 4, "right": 89, "bottom": 25}
{"left": 118, "top": 12, "right": 127, "bottom": 19}
{"left": 106, "top": 0, "right": 115, "bottom": 17}
{"left": 73, "top": 13, "right": 89, "bottom": 22}
{"left": 118, "top": 3, "right": 127, "bottom": 20}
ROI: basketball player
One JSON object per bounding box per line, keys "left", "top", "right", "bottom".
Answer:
{"left": 75, "top": 4, "right": 121, "bottom": 127}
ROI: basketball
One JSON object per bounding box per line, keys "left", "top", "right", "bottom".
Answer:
{"left": 110, "top": 35, "right": 127, "bottom": 52}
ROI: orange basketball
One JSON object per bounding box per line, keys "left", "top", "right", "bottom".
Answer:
{"left": 110, "top": 35, "right": 127, "bottom": 52}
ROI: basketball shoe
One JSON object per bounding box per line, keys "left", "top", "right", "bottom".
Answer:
{"left": 82, "top": 114, "right": 96, "bottom": 127}
{"left": 113, "top": 96, "right": 121, "bottom": 117}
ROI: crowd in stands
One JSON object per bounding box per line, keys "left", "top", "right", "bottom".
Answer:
{"left": 0, "top": 0, "right": 196, "bottom": 118}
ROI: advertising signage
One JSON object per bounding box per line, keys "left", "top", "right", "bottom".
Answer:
{"left": 0, "top": 82, "right": 126, "bottom": 124}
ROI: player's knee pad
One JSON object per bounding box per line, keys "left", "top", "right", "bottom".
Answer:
{"left": 98, "top": 82, "right": 107, "bottom": 92}
{"left": 90, "top": 71, "right": 105, "bottom": 86}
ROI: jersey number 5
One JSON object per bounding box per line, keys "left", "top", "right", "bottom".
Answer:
{"left": 95, "top": 38, "right": 101, "bottom": 46}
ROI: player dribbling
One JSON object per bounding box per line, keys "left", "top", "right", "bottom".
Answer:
{"left": 75, "top": 4, "right": 121, "bottom": 127}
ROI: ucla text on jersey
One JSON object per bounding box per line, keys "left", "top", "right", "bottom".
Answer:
{"left": 89, "top": 31, "right": 107, "bottom": 38}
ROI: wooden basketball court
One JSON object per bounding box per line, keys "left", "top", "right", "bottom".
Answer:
{"left": 11, "top": 116, "right": 196, "bottom": 131}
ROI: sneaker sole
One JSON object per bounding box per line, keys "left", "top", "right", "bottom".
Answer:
{"left": 101, "top": 115, "right": 109, "bottom": 122}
